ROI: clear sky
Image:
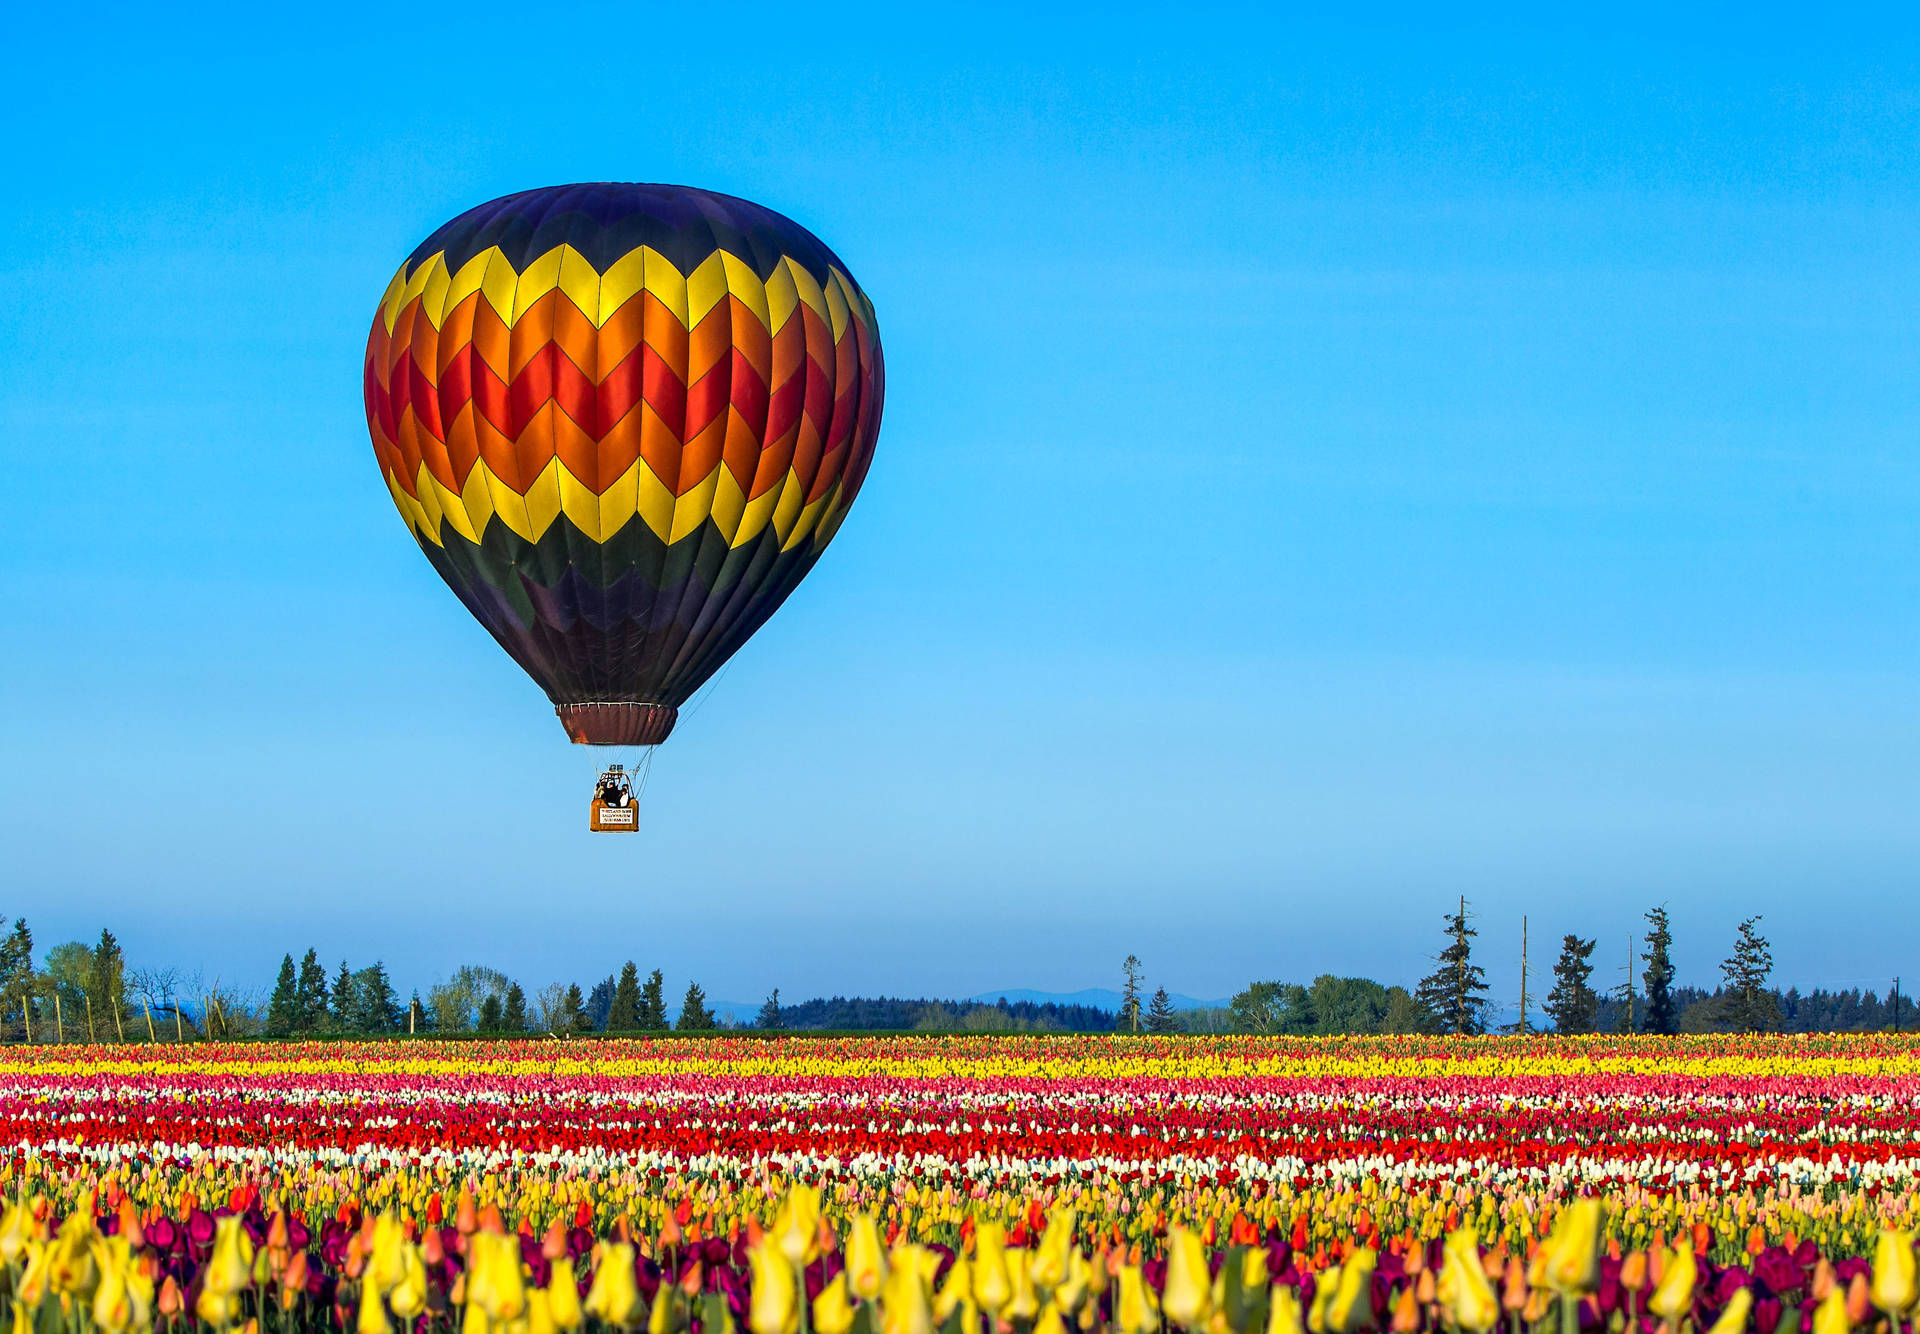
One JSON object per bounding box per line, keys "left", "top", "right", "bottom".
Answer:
{"left": 3, "top": 4, "right": 1917, "bottom": 1011}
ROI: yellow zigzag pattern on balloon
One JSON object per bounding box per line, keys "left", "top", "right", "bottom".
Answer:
{"left": 388, "top": 454, "right": 844, "bottom": 554}
{"left": 376, "top": 244, "right": 866, "bottom": 340}
{"left": 374, "top": 241, "right": 874, "bottom": 553}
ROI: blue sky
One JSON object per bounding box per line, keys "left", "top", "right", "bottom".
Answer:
{"left": 3, "top": 4, "right": 1917, "bottom": 1011}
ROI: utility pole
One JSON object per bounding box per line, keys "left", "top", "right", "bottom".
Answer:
{"left": 1626, "top": 934, "right": 1636, "bottom": 1032}
{"left": 1517, "top": 915, "right": 1530, "bottom": 1034}
{"left": 1893, "top": 978, "right": 1902, "bottom": 1034}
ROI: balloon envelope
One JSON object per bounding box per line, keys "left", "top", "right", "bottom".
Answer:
{"left": 363, "top": 184, "right": 884, "bottom": 744}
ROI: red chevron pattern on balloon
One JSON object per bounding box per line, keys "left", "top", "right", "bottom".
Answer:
{"left": 360, "top": 185, "right": 885, "bottom": 744}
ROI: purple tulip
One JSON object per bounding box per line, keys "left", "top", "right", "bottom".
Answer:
{"left": 1715, "top": 1266, "right": 1753, "bottom": 1304}
{"left": 146, "top": 1216, "right": 178, "bottom": 1253}
{"left": 636, "top": 1254, "right": 662, "bottom": 1303}
{"left": 1755, "top": 1248, "right": 1805, "bottom": 1295}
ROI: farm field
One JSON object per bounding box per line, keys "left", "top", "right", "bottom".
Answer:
{"left": 5, "top": 1033, "right": 1919, "bottom": 1333}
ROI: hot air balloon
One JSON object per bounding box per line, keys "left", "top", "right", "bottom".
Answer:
{"left": 362, "top": 184, "right": 884, "bottom": 827}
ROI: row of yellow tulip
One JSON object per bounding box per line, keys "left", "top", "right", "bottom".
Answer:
{"left": 6, "top": 1186, "right": 1918, "bottom": 1334}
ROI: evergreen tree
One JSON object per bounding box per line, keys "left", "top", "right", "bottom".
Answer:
{"left": 0, "top": 920, "right": 33, "bottom": 988}
{"left": 295, "top": 950, "right": 329, "bottom": 1035}
{"left": 607, "top": 962, "right": 641, "bottom": 1032}
{"left": 1146, "top": 986, "right": 1178, "bottom": 1034}
{"left": 0, "top": 919, "right": 33, "bottom": 1032}
{"left": 407, "top": 991, "right": 428, "bottom": 1033}
{"left": 502, "top": 983, "right": 529, "bottom": 1032}
{"left": 1721, "top": 916, "right": 1778, "bottom": 1033}
{"left": 266, "top": 954, "right": 299, "bottom": 1037}
{"left": 1119, "top": 955, "right": 1145, "bottom": 1032}
{"left": 1414, "top": 898, "right": 1489, "bottom": 1035}
{"left": 563, "top": 984, "right": 590, "bottom": 1035}
{"left": 757, "top": 989, "right": 783, "bottom": 1030}
{"left": 477, "top": 993, "right": 504, "bottom": 1031}
{"left": 1641, "top": 906, "right": 1677, "bottom": 1035}
{"left": 585, "top": 977, "right": 615, "bottom": 1031}
{"left": 351, "top": 963, "right": 401, "bottom": 1034}
{"left": 89, "top": 929, "right": 126, "bottom": 1034}
{"left": 329, "top": 961, "right": 354, "bottom": 1033}
{"left": 1543, "top": 935, "right": 1599, "bottom": 1035}
{"left": 676, "top": 981, "right": 715, "bottom": 1030}
{"left": 640, "top": 969, "right": 669, "bottom": 1030}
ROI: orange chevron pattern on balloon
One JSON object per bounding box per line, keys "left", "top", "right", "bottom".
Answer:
{"left": 363, "top": 184, "right": 884, "bottom": 746}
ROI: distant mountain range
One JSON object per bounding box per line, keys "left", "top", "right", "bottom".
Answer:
{"left": 966, "top": 987, "right": 1229, "bottom": 1013}
{"left": 705, "top": 988, "right": 1231, "bottom": 1026}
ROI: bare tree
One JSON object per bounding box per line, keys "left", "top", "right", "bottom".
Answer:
{"left": 126, "top": 966, "right": 187, "bottom": 1042}
{"left": 1120, "top": 955, "right": 1145, "bottom": 1032}
{"left": 532, "top": 983, "right": 571, "bottom": 1034}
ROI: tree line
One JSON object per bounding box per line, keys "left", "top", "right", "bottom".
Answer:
{"left": 264, "top": 956, "right": 727, "bottom": 1036}
{"left": 0, "top": 910, "right": 1900, "bottom": 1042}
{"left": 1219, "top": 900, "right": 1909, "bottom": 1036}
{"left": 0, "top": 920, "right": 248, "bottom": 1042}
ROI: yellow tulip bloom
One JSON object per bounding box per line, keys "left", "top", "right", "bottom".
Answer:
{"left": 547, "top": 1257, "right": 585, "bottom": 1332}
{"left": 357, "top": 1283, "right": 393, "bottom": 1334}
{"left": 1162, "top": 1227, "right": 1214, "bottom": 1329}
{"left": 1707, "top": 1289, "right": 1754, "bottom": 1334}
{"left": 1871, "top": 1231, "right": 1918, "bottom": 1316}
{"left": 1007, "top": 1248, "right": 1041, "bottom": 1322}
{"left": 934, "top": 1254, "right": 979, "bottom": 1327}
{"left": 747, "top": 1241, "right": 799, "bottom": 1334}
{"left": 1812, "top": 1288, "right": 1850, "bottom": 1334}
{"left": 1117, "top": 1265, "right": 1162, "bottom": 1334}
{"left": 390, "top": 1247, "right": 430, "bottom": 1320}
{"left": 0, "top": 1204, "right": 39, "bottom": 1265}
{"left": 812, "top": 1274, "right": 856, "bottom": 1334}
{"left": 1309, "top": 1268, "right": 1341, "bottom": 1334}
{"left": 1440, "top": 1231, "right": 1498, "bottom": 1333}
{"left": 92, "top": 1259, "right": 136, "bottom": 1334}
{"left": 1328, "top": 1248, "right": 1378, "bottom": 1334}
{"left": 471, "top": 1233, "right": 529, "bottom": 1322}
{"left": 771, "top": 1187, "right": 822, "bottom": 1267}
{"left": 1053, "top": 1249, "right": 1096, "bottom": 1316}
{"left": 974, "top": 1222, "right": 1013, "bottom": 1315}
{"left": 1647, "top": 1245, "right": 1696, "bottom": 1324}
{"left": 1268, "top": 1287, "right": 1307, "bottom": 1334}
{"left": 194, "top": 1286, "right": 243, "bottom": 1330}
{"left": 203, "top": 1217, "right": 254, "bottom": 1298}
{"left": 1032, "top": 1210, "right": 1079, "bottom": 1295}
{"left": 584, "top": 1244, "right": 646, "bottom": 1330}
{"left": 528, "top": 1289, "right": 557, "bottom": 1334}
{"left": 367, "top": 1215, "right": 410, "bottom": 1297}
{"left": 845, "top": 1214, "right": 887, "bottom": 1301}
{"left": 17, "top": 1241, "right": 52, "bottom": 1309}
{"left": 1542, "top": 1201, "right": 1603, "bottom": 1298}
{"left": 879, "top": 1253, "right": 935, "bottom": 1334}
{"left": 50, "top": 1214, "right": 100, "bottom": 1299}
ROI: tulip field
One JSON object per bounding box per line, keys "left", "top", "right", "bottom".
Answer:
{"left": 4, "top": 1033, "right": 1920, "bottom": 1334}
